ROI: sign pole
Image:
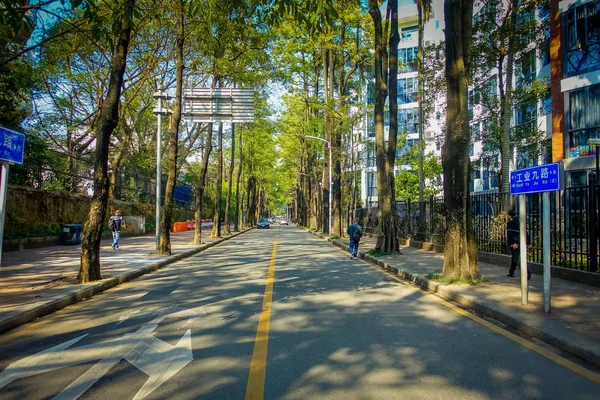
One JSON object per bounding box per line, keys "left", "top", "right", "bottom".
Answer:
{"left": 519, "top": 195, "right": 528, "bottom": 305}
{"left": 542, "top": 191, "right": 551, "bottom": 313}
{"left": 0, "top": 163, "right": 8, "bottom": 266}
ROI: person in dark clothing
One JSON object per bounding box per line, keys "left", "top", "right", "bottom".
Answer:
{"left": 347, "top": 218, "right": 363, "bottom": 260}
{"left": 109, "top": 210, "right": 125, "bottom": 250}
{"left": 507, "top": 210, "right": 531, "bottom": 280}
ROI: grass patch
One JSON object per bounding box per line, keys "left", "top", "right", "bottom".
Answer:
{"left": 329, "top": 234, "right": 341, "bottom": 240}
{"left": 426, "top": 273, "right": 488, "bottom": 285}
{"left": 367, "top": 249, "right": 402, "bottom": 257}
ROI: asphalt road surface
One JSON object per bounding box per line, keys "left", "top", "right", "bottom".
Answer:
{"left": 0, "top": 225, "right": 598, "bottom": 399}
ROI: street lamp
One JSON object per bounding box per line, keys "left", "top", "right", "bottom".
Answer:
{"left": 306, "top": 135, "right": 332, "bottom": 235}
{"left": 153, "top": 90, "right": 172, "bottom": 250}
{"left": 589, "top": 138, "right": 600, "bottom": 178}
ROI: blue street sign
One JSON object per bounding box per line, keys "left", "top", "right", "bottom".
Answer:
{"left": 0, "top": 127, "right": 25, "bottom": 165}
{"left": 510, "top": 163, "right": 561, "bottom": 195}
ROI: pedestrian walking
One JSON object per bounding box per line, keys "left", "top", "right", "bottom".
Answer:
{"left": 347, "top": 218, "right": 363, "bottom": 260}
{"left": 109, "top": 210, "right": 125, "bottom": 250}
{"left": 506, "top": 210, "right": 531, "bottom": 280}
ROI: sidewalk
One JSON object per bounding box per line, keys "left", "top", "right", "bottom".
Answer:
{"left": 0, "top": 228, "right": 251, "bottom": 335}
{"left": 313, "top": 232, "right": 600, "bottom": 369}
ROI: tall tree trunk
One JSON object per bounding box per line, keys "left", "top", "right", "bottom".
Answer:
{"left": 322, "top": 46, "right": 332, "bottom": 235}
{"left": 224, "top": 124, "right": 235, "bottom": 235}
{"left": 194, "top": 124, "right": 213, "bottom": 244}
{"left": 369, "top": 0, "right": 399, "bottom": 252}
{"left": 500, "top": 0, "right": 518, "bottom": 212}
{"left": 158, "top": 0, "right": 184, "bottom": 255}
{"left": 234, "top": 127, "right": 242, "bottom": 231}
{"left": 79, "top": 0, "right": 134, "bottom": 283}
{"left": 384, "top": 0, "right": 400, "bottom": 252}
{"left": 212, "top": 123, "right": 224, "bottom": 237}
{"left": 109, "top": 115, "right": 132, "bottom": 199}
{"left": 442, "top": 0, "right": 479, "bottom": 279}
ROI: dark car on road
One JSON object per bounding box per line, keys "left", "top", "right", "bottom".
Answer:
{"left": 257, "top": 218, "right": 270, "bottom": 229}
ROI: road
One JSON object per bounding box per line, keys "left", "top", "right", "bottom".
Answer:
{"left": 0, "top": 225, "right": 598, "bottom": 399}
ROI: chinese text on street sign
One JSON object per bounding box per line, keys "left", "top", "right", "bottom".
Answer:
{"left": 510, "top": 163, "right": 560, "bottom": 195}
{"left": 0, "top": 127, "right": 25, "bottom": 164}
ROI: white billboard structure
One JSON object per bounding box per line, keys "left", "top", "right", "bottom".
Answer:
{"left": 182, "top": 88, "right": 254, "bottom": 123}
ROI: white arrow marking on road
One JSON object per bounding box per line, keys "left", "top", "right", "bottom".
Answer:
{"left": 126, "top": 329, "right": 193, "bottom": 400}
{"left": 0, "top": 321, "right": 194, "bottom": 399}
{"left": 0, "top": 335, "right": 88, "bottom": 389}
{"left": 116, "top": 308, "right": 144, "bottom": 326}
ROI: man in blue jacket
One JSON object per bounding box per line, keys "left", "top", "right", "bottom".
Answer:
{"left": 347, "top": 218, "right": 363, "bottom": 260}
{"left": 507, "top": 210, "right": 531, "bottom": 280}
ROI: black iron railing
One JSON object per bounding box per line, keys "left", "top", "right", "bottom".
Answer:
{"left": 352, "top": 183, "right": 600, "bottom": 274}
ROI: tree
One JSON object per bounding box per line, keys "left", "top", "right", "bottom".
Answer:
{"left": 395, "top": 146, "right": 442, "bottom": 202}
{"left": 441, "top": 0, "right": 479, "bottom": 279}
{"left": 368, "top": 0, "right": 400, "bottom": 253}
{"left": 158, "top": 0, "right": 185, "bottom": 255}
{"left": 79, "top": 0, "right": 135, "bottom": 282}
{"left": 211, "top": 122, "right": 224, "bottom": 238}
{"left": 193, "top": 123, "right": 213, "bottom": 244}
{"left": 224, "top": 124, "right": 235, "bottom": 235}
{"left": 417, "top": 0, "right": 432, "bottom": 202}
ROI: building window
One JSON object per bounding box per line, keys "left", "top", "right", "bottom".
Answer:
{"left": 367, "top": 171, "right": 377, "bottom": 198}
{"left": 567, "top": 83, "right": 600, "bottom": 157}
{"left": 398, "top": 76, "right": 418, "bottom": 104}
{"left": 368, "top": 118, "right": 375, "bottom": 138}
{"left": 397, "top": 138, "right": 418, "bottom": 159}
{"left": 399, "top": 47, "right": 418, "bottom": 72}
{"left": 542, "top": 92, "right": 552, "bottom": 115}
{"left": 367, "top": 142, "right": 376, "bottom": 167}
{"left": 401, "top": 25, "right": 418, "bottom": 42}
{"left": 516, "top": 50, "right": 536, "bottom": 89}
{"left": 399, "top": 108, "right": 419, "bottom": 134}
{"left": 515, "top": 102, "right": 537, "bottom": 135}
{"left": 469, "top": 143, "right": 475, "bottom": 156}
{"left": 435, "top": 20, "right": 440, "bottom": 29}
{"left": 471, "top": 123, "right": 481, "bottom": 140}
{"left": 565, "top": 0, "right": 600, "bottom": 77}
{"left": 539, "top": 1, "right": 549, "bottom": 20}
{"left": 540, "top": 27, "right": 551, "bottom": 67}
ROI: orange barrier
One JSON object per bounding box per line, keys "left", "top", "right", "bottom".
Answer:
{"left": 172, "top": 221, "right": 195, "bottom": 232}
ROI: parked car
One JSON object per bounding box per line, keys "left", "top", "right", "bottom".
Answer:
{"left": 279, "top": 219, "right": 288, "bottom": 225}
{"left": 257, "top": 218, "right": 270, "bottom": 229}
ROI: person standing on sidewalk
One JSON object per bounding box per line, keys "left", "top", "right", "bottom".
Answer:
{"left": 507, "top": 210, "right": 531, "bottom": 280}
{"left": 347, "top": 218, "right": 363, "bottom": 260}
{"left": 109, "top": 210, "right": 125, "bottom": 250}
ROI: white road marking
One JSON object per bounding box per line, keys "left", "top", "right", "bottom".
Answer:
{"left": 116, "top": 308, "right": 143, "bottom": 326}
{"left": 0, "top": 308, "right": 195, "bottom": 400}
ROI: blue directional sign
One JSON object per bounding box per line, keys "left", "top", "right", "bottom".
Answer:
{"left": 0, "top": 127, "right": 25, "bottom": 165}
{"left": 510, "top": 163, "right": 561, "bottom": 195}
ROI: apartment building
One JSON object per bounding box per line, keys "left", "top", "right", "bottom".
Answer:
{"left": 552, "top": 0, "right": 600, "bottom": 187}
{"left": 359, "top": 0, "right": 598, "bottom": 207}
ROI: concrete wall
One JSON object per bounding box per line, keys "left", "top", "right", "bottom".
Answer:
{"left": 4, "top": 185, "right": 195, "bottom": 240}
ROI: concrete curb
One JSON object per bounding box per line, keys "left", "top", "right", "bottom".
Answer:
{"left": 0, "top": 228, "right": 253, "bottom": 335}
{"left": 303, "top": 228, "right": 600, "bottom": 368}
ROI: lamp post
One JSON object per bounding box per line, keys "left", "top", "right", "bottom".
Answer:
{"left": 153, "top": 90, "right": 172, "bottom": 250}
{"left": 306, "top": 135, "right": 332, "bottom": 235}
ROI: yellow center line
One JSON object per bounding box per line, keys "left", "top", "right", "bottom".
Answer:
{"left": 245, "top": 238, "right": 278, "bottom": 400}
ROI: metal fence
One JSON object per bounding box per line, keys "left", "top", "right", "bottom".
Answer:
{"left": 353, "top": 183, "right": 600, "bottom": 274}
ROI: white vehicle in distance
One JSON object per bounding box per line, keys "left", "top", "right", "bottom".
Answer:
{"left": 279, "top": 219, "right": 288, "bottom": 225}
